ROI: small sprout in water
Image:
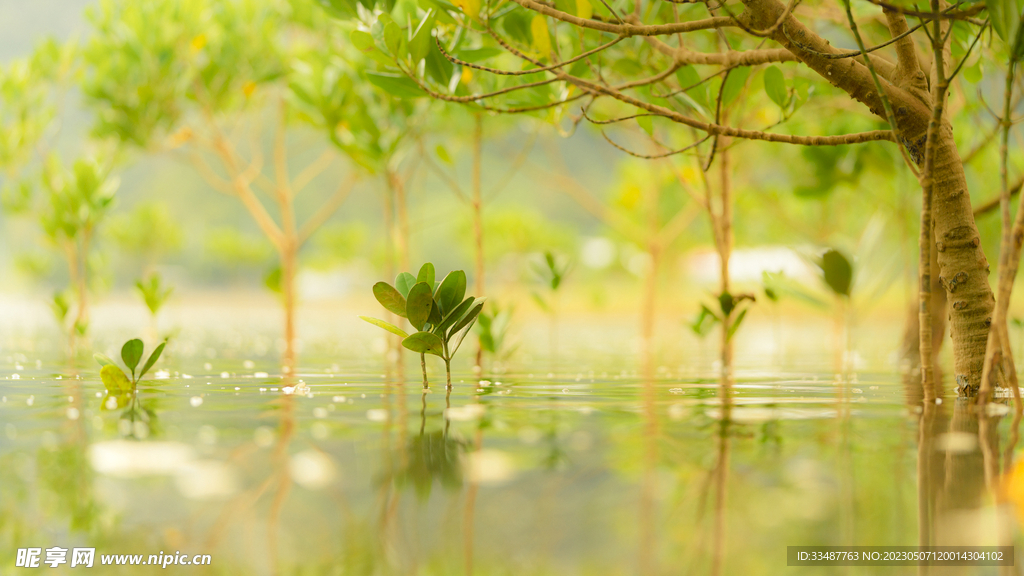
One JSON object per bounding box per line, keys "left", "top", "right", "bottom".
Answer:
{"left": 690, "top": 291, "right": 756, "bottom": 342}
{"left": 94, "top": 338, "right": 167, "bottom": 393}
{"left": 136, "top": 273, "right": 173, "bottom": 316}
{"left": 531, "top": 250, "right": 571, "bottom": 313}
{"left": 361, "top": 263, "right": 485, "bottom": 389}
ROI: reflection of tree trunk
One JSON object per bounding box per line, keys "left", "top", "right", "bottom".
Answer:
{"left": 464, "top": 405, "right": 483, "bottom": 576}
{"left": 267, "top": 390, "right": 295, "bottom": 576}
{"left": 638, "top": 350, "right": 659, "bottom": 576}
{"left": 710, "top": 373, "right": 732, "bottom": 576}
{"left": 903, "top": 242, "right": 947, "bottom": 402}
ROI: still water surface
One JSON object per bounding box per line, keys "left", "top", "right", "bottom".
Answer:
{"left": 1, "top": 313, "right": 1021, "bottom": 575}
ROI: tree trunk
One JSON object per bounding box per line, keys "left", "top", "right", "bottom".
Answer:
{"left": 281, "top": 239, "right": 298, "bottom": 374}
{"left": 746, "top": 0, "right": 995, "bottom": 394}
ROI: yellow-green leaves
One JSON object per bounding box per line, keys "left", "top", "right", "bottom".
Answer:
{"left": 531, "top": 15, "right": 552, "bottom": 58}
{"left": 373, "top": 281, "right": 408, "bottom": 318}
{"left": 721, "top": 67, "right": 750, "bottom": 106}
{"left": 990, "top": 0, "right": 1024, "bottom": 59}
{"left": 351, "top": 30, "right": 375, "bottom": 52}
{"left": 576, "top": 0, "right": 593, "bottom": 20}
{"left": 402, "top": 331, "right": 446, "bottom": 357}
{"left": 395, "top": 272, "right": 418, "bottom": 298}
{"left": 359, "top": 315, "right": 410, "bottom": 337}
{"left": 451, "top": 0, "right": 480, "bottom": 20}
{"left": 383, "top": 21, "right": 404, "bottom": 57}
{"left": 417, "top": 262, "right": 436, "bottom": 286}
{"left": 101, "top": 364, "right": 133, "bottom": 395}
{"left": 764, "top": 65, "right": 787, "bottom": 108}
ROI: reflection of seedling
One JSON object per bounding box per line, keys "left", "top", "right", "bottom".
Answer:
{"left": 94, "top": 338, "right": 166, "bottom": 439}
{"left": 136, "top": 273, "right": 173, "bottom": 317}
{"left": 361, "top": 263, "right": 485, "bottom": 388}
{"left": 690, "top": 291, "right": 756, "bottom": 343}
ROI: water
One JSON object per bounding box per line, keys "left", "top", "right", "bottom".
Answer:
{"left": 1, "top": 308, "right": 1022, "bottom": 575}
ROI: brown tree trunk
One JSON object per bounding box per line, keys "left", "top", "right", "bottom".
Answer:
{"left": 746, "top": 0, "right": 995, "bottom": 394}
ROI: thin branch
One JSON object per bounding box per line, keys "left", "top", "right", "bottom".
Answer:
{"left": 291, "top": 149, "right": 335, "bottom": 195}
{"left": 508, "top": 0, "right": 735, "bottom": 36}
{"left": 435, "top": 34, "right": 625, "bottom": 76}
{"left": 601, "top": 130, "right": 711, "bottom": 158}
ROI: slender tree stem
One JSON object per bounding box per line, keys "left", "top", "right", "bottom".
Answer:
{"left": 421, "top": 352, "right": 429, "bottom": 388}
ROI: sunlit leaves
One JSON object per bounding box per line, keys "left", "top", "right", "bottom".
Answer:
{"left": 435, "top": 270, "right": 467, "bottom": 316}
{"left": 450, "top": 0, "right": 480, "bottom": 19}
{"left": 359, "top": 315, "right": 410, "bottom": 337}
{"left": 396, "top": 272, "right": 418, "bottom": 297}
{"left": 373, "top": 281, "right": 409, "bottom": 317}
{"left": 100, "top": 364, "right": 133, "bottom": 395}
{"left": 121, "top": 339, "right": 144, "bottom": 378}
{"left": 407, "top": 282, "right": 435, "bottom": 330}
{"left": 530, "top": 15, "right": 552, "bottom": 58}
{"left": 365, "top": 71, "right": 425, "bottom": 98}
{"left": 721, "top": 67, "right": 750, "bottom": 107}
{"left": 764, "top": 65, "right": 787, "bottom": 108}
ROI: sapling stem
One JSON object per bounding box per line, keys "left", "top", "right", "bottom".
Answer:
{"left": 420, "top": 352, "right": 428, "bottom": 388}
{"left": 444, "top": 358, "right": 452, "bottom": 388}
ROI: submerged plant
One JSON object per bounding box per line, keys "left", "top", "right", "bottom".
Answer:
{"left": 361, "top": 263, "right": 485, "bottom": 388}
{"left": 94, "top": 338, "right": 166, "bottom": 438}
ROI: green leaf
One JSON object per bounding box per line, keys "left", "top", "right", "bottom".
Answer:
{"left": 360, "top": 315, "right": 410, "bottom": 338}
{"left": 409, "top": 11, "right": 436, "bottom": 63}
{"left": 435, "top": 296, "right": 476, "bottom": 336}
{"left": 990, "top": 0, "right": 1021, "bottom": 48}
{"left": 395, "top": 272, "right": 417, "bottom": 298}
{"left": 406, "top": 282, "right": 435, "bottom": 330}
{"left": 384, "top": 21, "right": 404, "bottom": 57}
{"left": 435, "top": 270, "right": 467, "bottom": 316}
{"left": 373, "top": 281, "right": 409, "bottom": 318}
{"left": 121, "top": 339, "right": 144, "bottom": 378}
{"left": 689, "top": 304, "right": 719, "bottom": 337}
{"left": 417, "top": 262, "right": 436, "bottom": 286}
{"left": 351, "top": 30, "right": 375, "bottom": 52}
{"left": 94, "top": 353, "right": 116, "bottom": 368}
{"left": 139, "top": 341, "right": 166, "bottom": 380}
{"left": 721, "top": 67, "right": 750, "bottom": 107}
{"left": 764, "top": 65, "right": 787, "bottom": 107}
{"left": 448, "top": 297, "right": 483, "bottom": 352}
{"left": 454, "top": 47, "right": 502, "bottom": 63}
{"left": 448, "top": 298, "right": 486, "bottom": 354}
{"left": 403, "top": 331, "right": 446, "bottom": 357}
{"left": 428, "top": 298, "right": 443, "bottom": 326}
{"left": 727, "top": 308, "right": 748, "bottom": 341}
{"left": 100, "top": 364, "right": 133, "bottom": 395}
{"left": 436, "top": 145, "right": 453, "bottom": 164}
{"left": 820, "top": 248, "right": 853, "bottom": 297}
{"left": 366, "top": 71, "right": 425, "bottom": 99}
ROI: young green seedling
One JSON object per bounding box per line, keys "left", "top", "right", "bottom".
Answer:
{"left": 690, "top": 291, "right": 756, "bottom": 343}
{"left": 94, "top": 338, "right": 167, "bottom": 394}
{"left": 531, "top": 250, "right": 570, "bottom": 360}
{"left": 361, "top": 264, "right": 485, "bottom": 388}
{"left": 361, "top": 262, "right": 438, "bottom": 387}
{"left": 136, "top": 273, "right": 173, "bottom": 317}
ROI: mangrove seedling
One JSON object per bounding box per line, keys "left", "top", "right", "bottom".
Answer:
{"left": 477, "top": 302, "right": 516, "bottom": 372}
{"left": 94, "top": 338, "right": 167, "bottom": 393}
{"left": 94, "top": 338, "right": 167, "bottom": 438}
{"left": 691, "top": 291, "right": 756, "bottom": 344}
{"left": 531, "top": 250, "right": 571, "bottom": 358}
{"left": 362, "top": 262, "right": 438, "bottom": 386}
{"left": 136, "top": 273, "right": 173, "bottom": 318}
{"left": 361, "top": 264, "right": 485, "bottom": 388}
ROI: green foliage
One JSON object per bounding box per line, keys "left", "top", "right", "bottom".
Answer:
{"left": 477, "top": 302, "right": 515, "bottom": 360}
{"left": 532, "top": 250, "right": 570, "bottom": 314}
{"left": 764, "top": 66, "right": 788, "bottom": 108}
{"left": 135, "top": 273, "right": 173, "bottom": 316}
{"left": 94, "top": 337, "right": 167, "bottom": 392}
{"left": 819, "top": 248, "right": 853, "bottom": 297}
{"left": 989, "top": 0, "right": 1024, "bottom": 60}
{"left": 362, "top": 263, "right": 485, "bottom": 386}
{"left": 689, "top": 292, "right": 755, "bottom": 341}
{"left": 83, "top": 0, "right": 287, "bottom": 146}
{"left": 106, "top": 202, "right": 184, "bottom": 261}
